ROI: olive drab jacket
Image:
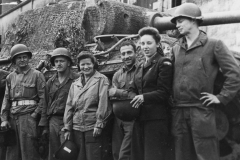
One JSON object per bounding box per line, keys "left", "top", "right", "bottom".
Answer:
{"left": 172, "top": 31, "right": 240, "bottom": 106}
{"left": 63, "top": 71, "right": 112, "bottom": 132}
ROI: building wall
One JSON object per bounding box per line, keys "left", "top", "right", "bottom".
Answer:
{"left": 185, "top": 0, "right": 240, "bottom": 52}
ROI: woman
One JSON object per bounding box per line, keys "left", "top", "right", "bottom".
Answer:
{"left": 130, "top": 27, "right": 173, "bottom": 160}
{"left": 63, "top": 51, "right": 112, "bottom": 160}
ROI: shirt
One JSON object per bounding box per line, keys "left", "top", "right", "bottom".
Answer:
{"left": 111, "top": 63, "right": 138, "bottom": 98}
{"left": 39, "top": 70, "right": 79, "bottom": 126}
{"left": 1, "top": 68, "right": 46, "bottom": 121}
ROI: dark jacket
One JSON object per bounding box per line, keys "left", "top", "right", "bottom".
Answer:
{"left": 172, "top": 31, "right": 240, "bottom": 106}
{"left": 129, "top": 52, "right": 173, "bottom": 120}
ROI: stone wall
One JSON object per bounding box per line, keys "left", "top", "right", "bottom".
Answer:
{"left": 186, "top": 0, "right": 240, "bottom": 52}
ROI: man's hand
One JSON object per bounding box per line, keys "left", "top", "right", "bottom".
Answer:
{"left": 109, "top": 88, "right": 117, "bottom": 97}
{"left": 200, "top": 92, "right": 220, "bottom": 107}
{"left": 130, "top": 95, "right": 144, "bottom": 108}
{"left": 1, "top": 121, "right": 11, "bottom": 130}
{"left": 93, "top": 128, "right": 102, "bottom": 137}
{"left": 64, "top": 131, "right": 71, "bottom": 140}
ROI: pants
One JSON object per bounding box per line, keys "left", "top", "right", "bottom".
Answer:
{"left": 131, "top": 120, "right": 168, "bottom": 160}
{"left": 73, "top": 130, "right": 102, "bottom": 160}
{"left": 48, "top": 116, "right": 65, "bottom": 160}
{"left": 5, "top": 113, "right": 41, "bottom": 160}
{"left": 171, "top": 107, "right": 219, "bottom": 160}
{"left": 112, "top": 118, "right": 134, "bottom": 160}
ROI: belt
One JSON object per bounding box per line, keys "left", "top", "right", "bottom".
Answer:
{"left": 12, "top": 100, "right": 37, "bottom": 107}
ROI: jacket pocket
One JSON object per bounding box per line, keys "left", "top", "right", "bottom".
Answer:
{"left": 198, "top": 58, "right": 208, "bottom": 77}
{"left": 22, "top": 82, "right": 36, "bottom": 97}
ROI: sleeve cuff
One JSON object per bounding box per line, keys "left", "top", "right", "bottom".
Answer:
{"left": 63, "top": 125, "right": 72, "bottom": 131}
{"left": 216, "top": 95, "right": 228, "bottom": 106}
{"left": 115, "top": 89, "right": 128, "bottom": 97}
{"left": 38, "top": 117, "right": 49, "bottom": 126}
{"left": 94, "top": 121, "right": 106, "bottom": 129}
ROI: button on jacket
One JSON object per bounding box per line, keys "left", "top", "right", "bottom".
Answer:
{"left": 1, "top": 68, "right": 46, "bottom": 121}
{"left": 130, "top": 53, "right": 173, "bottom": 120}
{"left": 63, "top": 71, "right": 112, "bottom": 132}
{"left": 172, "top": 31, "right": 240, "bottom": 106}
{"left": 39, "top": 70, "right": 79, "bottom": 126}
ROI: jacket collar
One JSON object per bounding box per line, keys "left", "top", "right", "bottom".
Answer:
{"left": 15, "top": 66, "right": 31, "bottom": 74}
{"left": 74, "top": 70, "right": 102, "bottom": 97}
{"left": 51, "top": 70, "right": 77, "bottom": 82}
{"left": 121, "top": 61, "right": 139, "bottom": 73}
{"left": 144, "top": 52, "right": 161, "bottom": 68}
{"left": 179, "top": 30, "right": 208, "bottom": 51}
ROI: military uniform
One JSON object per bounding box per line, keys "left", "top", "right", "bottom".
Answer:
{"left": 39, "top": 70, "right": 79, "bottom": 160}
{"left": 111, "top": 63, "right": 137, "bottom": 160}
{"left": 1, "top": 68, "right": 46, "bottom": 160}
{"left": 130, "top": 52, "right": 173, "bottom": 160}
{"left": 172, "top": 31, "right": 240, "bottom": 160}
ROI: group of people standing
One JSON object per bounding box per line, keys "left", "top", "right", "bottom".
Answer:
{"left": 1, "top": 2, "right": 240, "bottom": 160}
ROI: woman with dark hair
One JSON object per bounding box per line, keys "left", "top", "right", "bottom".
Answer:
{"left": 129, "top": 27, "right": 173, "bottom": 160}
{"left": 63, "top": 51, "right": 112, "bottom": 160}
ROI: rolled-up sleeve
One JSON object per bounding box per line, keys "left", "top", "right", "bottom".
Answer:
{"left": 63, "top": 84, "right": 74, "bottom": 131}
{"left": 95, "top": 77, "right": 112, "bottom": 129}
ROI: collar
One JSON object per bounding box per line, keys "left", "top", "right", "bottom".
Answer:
{"left": 143, "top": 52, "right": 161, "bottom": 68}
{"left": 179, "top": 30, "right": 208, "bottom": 50}
{"left": 122, "top": 62, "right": 139, "bottom": 72}
{"left": 15, "top": 66, "right": 31, "bottom": 75}
{"left": 51, "top": 70, "right": 76, "bottom": 82}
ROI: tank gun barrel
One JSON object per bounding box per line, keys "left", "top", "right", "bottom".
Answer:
{"left": 150, "top": 11, "right": 240, "bottom": 31}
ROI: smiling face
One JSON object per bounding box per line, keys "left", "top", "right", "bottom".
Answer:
{"left": 54, "top": 56, "right": 70, "bottom": 73}
{"left": 79, "top": 58, "right": 94, "bottom": 76}
{"left": 176, "top": 17, "right": 194, "bottom": 35}
{"left": 15, "top": 53, "right": 30, "bottom": 69}
{"left": 140, "top": 34, "right": 158, "bottom": 58}
{"left": 120, "top": 45, "right": 136, "bottom": 68}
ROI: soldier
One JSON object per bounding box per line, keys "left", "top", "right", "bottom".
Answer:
{"left": 109, "top": 40, "right": 138, "bottom": 160}
{"left": 38, "top": 48, "right": 79, "bottom": 160}
{"left": 170, "top": 3, "right": 240, "bottom": 160}
{"left": 1, "top": 44, "right": 46, "bottom": 160}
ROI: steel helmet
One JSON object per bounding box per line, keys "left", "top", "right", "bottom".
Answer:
{"left": 171, "top": 3, "right": 203, "bottom": 24}
{"left": 50, "top": 47, "right": 73, "bottom": 66}
{"left": 111, "top": 98, "right": 140, "bottom": 121}
{"left": 54, "top": 140, "right": 79, "bottom": 160}
{"left": 10, "top": 44, "right": 32, "bottom": 63}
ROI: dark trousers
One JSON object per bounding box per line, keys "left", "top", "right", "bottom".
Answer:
{"left": 131, "top": 120, "right": 168, "bottom": 160}
{"left": 171, "top": 107, "right": 219, "bottom": 160}
{"left": 112, "top": 118, "right": 134, "bottom": 160}
{"left": 48, "top": 116, "right": 65, "bottom": 160}
{"left": 6, "top": 113, "right": 41, "bottom": 160}
{"left": 73, "top": 130, "right": 102, "bottom": 160}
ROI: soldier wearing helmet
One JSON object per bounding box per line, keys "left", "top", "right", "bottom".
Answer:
{"left": 1, "top": 44, "right": 47, "bottom": 160}
{"left": 38, "top": 47, "right": 79, "bottom": 160}
{"left": 170, "top": 3, "right": 240, "bottom": 160}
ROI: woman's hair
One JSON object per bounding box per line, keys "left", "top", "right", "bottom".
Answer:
{"left": 138, "top": 27, "right": 161, "bottom": 43}
{"left": 119, "top": 40, "right": 137, "bottom": 53}
{"left": 138, "top": 27, "right": 164, "bottom": 56}
{"left": 77, "top": 51, "right": 98, "bottom": 70}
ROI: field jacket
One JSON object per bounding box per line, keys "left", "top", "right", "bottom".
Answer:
{"left": 63, "top": 71, "right": 112, "bottom": 132}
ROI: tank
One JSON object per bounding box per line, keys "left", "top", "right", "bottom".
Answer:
{"left": 0, "top": 1, "right": 240, "bottom": 159}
